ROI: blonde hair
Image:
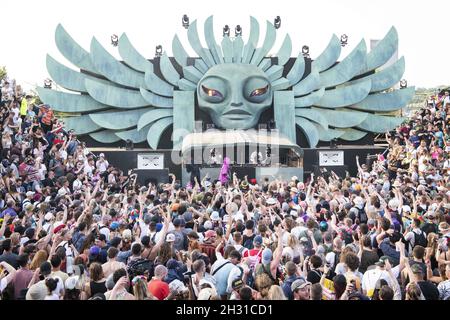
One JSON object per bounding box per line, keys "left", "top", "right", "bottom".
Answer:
{"left": 267, "top": 285, "right": 287, "bottom": 300}
{"left": 133, "top": 278, "right": 150, "bottom": 300}
{"left": 255, "top": 273, "right": 273, "bottom": 299}
{"left": 287, "top": 234, "right": 299, "bottom": 249}
{"left": 30, "top": 250, "right": 48, "bottom": 270}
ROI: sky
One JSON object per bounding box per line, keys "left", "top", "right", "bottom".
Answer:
{"left": 1, "top": 0, "right": 449, "bottom": 91}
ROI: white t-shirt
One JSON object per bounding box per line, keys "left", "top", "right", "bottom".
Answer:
{"left": 362, "top": 267, "right": 400, "bottom": 297}
{"left": 138, "top": 220, "right": 150, "bottom": 237}
{"left": 96, "top": 159, "right": 109, "bottom": 173}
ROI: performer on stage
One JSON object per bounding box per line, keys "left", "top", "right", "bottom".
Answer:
{"left": 219, "top": 156, "right": 231, "bottom": 185}
{"left": 250, "top": 149, "right": 263, "bottom": 164}
{"left": 208, "top": 148, "right": 222, "bottom": 165}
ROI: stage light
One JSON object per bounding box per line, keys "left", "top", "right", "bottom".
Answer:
{"left": 235, "top": 25, "right": 242, "bottom": 37}
{"left": 111, "top": 34, "right": 119, "bottom": 47}
{"left": 44, "top": 78, "right": 53, "bottom": 89}
{"left": 274, "top": 16, "right": 281, "bottom": 29}
{"left": 302, "top": 45, "right": 310, "bottom": 58}
{"left": 340, "top": 34, "right": 348, "bottom": 47}
{"left": 182, "top": 14, "right": 190, "bottom": 29}
{"left": 400, "top": 79, "right": 407, "bottom": 89}
{"left": 223, "top": 25, "right": 230, "bottom": 37}
{"left": 155, "top": 45, "right": 163, "bottom": 58}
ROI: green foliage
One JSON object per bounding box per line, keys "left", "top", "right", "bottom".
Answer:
{"left": 0, "top": 66, "right": 7, "bottom": 81}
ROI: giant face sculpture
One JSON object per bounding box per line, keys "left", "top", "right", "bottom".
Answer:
{"left": 40, "top": 17, "right": 413, "bottom": 150}
{"left": 197, "top": 64, "right": 272, "bottom": 130}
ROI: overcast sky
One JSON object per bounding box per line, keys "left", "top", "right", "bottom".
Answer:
{"left": 1, "top": 0, "right": 449, "bottom": 91}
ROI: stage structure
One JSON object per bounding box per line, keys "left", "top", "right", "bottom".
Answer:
{"left": 37, "top": 16, "right": 414, "bottom": 183}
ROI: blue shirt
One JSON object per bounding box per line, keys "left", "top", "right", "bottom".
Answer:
{"left": 0, "top": 207, "right": 17, "bottom": 218}
{"left": 282, "top": 275, "right": 303, "bottom": 300}
{"left": 379, "top": 238, "right": 400, "bottom": 266}
{"left": 212, "top": 260, "right": 235, "bottom": 296}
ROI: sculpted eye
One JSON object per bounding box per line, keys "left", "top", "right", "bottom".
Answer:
{"left": 202, "top": 85, "right": 223, "bottom": 98}
{"left": 250, "top": 85, "right": 269, "bottom": 97}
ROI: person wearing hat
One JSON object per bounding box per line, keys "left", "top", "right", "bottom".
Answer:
{"left": 26, "top": 261, "right": 64, "bottom": 300}
{"left": 242, "top": 235, "right": 264, "bottom": 265}
{"left": 255, "top": 227, "right": 283, "bottom": 285}
{"left": 361, "top": 248, "right": 405, "bottom": 299}
{"left": 291, "top": 278, "right": 312, "bottom": 300}
{"left": 96, "top": 153, "right": 109, "bottom": 173}
{"left": 404, "top": 259, "right": 439, "bottom": 300}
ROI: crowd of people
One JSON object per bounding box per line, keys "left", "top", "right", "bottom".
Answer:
{"left": 0, "top": 76, "right": 449, "bottom": 301}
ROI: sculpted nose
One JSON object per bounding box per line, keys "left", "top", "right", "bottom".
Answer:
{"left": 230, "top": 102, "right": 243, "bottom": 107}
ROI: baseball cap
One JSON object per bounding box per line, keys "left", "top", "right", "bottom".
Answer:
{"left": 204, "top": 220, "right": 213, "bottom": 230}
{"left": 262, "top": 248, "right": 273, "bottom": 264}
{"left": 210, "top": 211, "right": 220, "bottom": 221}
{"left": 204, "top": 230, "right": 216, "bottom": 241}
{"left": 231, "top": 278, "right": 244, "bottom": 290}
{"left": 110, "top": 221, "right": 120, "bottom": 230}
{"left": 291, "top": 278, "right": 311, "bottom": 291}
{"left": 375, "top": 256, "right": 391, "bottom": 267}
{"left": 166, "top": 234, "right": 176, "bottom": 242}
{"left": 253, "top": 235, "right": 263, "bottom": 246}
{"left": 26, "top": 191, "right": 35, "bottom": 197}
{"left": 266, "top": 198, "right": 277, "bottom": 205}
{"left": 89, "top": 245, "right": 100, "bottom": 256}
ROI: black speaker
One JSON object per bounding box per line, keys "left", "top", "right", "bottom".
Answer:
{"left": 133, "top": 169, "right": 169, "bottom": 185}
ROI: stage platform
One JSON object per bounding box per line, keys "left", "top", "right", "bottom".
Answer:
{"left": 89, "top": 145, "right": 386, "bottom": 186}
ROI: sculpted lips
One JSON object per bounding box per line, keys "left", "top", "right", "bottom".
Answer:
{"left": 222, "top": 109, "right": 252, "bottom": 116}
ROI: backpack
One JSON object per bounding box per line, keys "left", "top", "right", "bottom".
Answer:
{"left": 341, "top": 228, "right": 353, "bottom": 245}
{"left": 242, "top": 234, "right": 255, "bottom": 250}
{"left": 413, "top": 230, "right": 427, "bottom": 249}
{"left": 357, "top": 207, "right": 368, "bottom": 225}
{"left": 127, "top": 258, "right": 154, "bottom": 280}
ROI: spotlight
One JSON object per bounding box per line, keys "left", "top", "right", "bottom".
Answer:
{"left": 111, "top": 34, "right": 119, "bottom": 47}
{"left": 340, "top": 34, "right": 348, "bottom": 47}
{"left": 235, "top": 25, "right": 242, "bottom": 37}
{"left": 302, "top": 45, "right": 310, "bottom": 58}
{"left": 274, "top": 16, "right": 281, "bottom": 29}
{"left": 223, "top": 25, "right": 230, "bottom": 37}
{"left": 400, "top": 79, "right": 407, "bottom": 89}
{"left": 44, "top": 78, "right": 53, "bottom": 89}
{"left": 155, "top": 45, "right": 163, "bottom": 58}
{"left": 182, "top": 14, "right": 190, "bottom": 29}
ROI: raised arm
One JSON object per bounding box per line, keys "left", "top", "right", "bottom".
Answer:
{"left": 271, "top": 226, "right": 284, "bottom": 274}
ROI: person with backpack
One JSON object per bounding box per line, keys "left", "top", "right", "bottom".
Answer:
{"left": 242, "top": 220, "right": 256, "bottom": 250}
{"left": 242, "top": 235, "right": 263, "bottom": 264}
{"left": 211, "top": 249, "right": 243, "bottom": 300}
{"left": 255, "top": 227, "right": 284, "bottom": 286}
{"left": 403, "top": 218, "right": 428, "bottom": 253}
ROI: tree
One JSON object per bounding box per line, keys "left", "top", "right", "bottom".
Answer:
{"left": 0, "top": 66, "right": 7, "bottom": 82}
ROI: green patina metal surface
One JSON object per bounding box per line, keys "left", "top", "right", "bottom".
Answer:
{"left": 40, "top": 16, "right": 413, "bottom": 149}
